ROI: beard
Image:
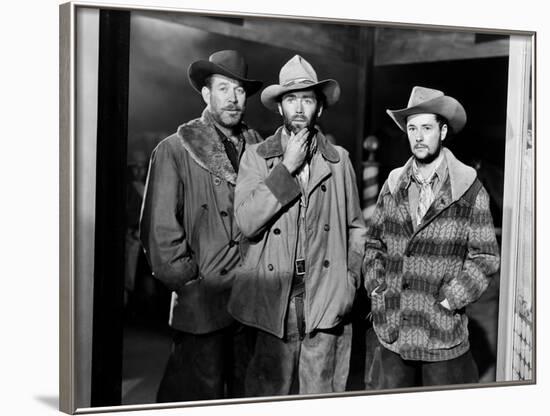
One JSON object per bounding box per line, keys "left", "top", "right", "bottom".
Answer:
{"left": 211, "top": 104, "right": 244, "bottom": 128}
{"left": 413, "top": 138, "right": 443, "bottom": 165}
{"left": 283, "top": 111, "right": 318, "bottom": 136}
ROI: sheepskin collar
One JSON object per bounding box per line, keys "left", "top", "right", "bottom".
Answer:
{"left": 387, "top": 147, "right": 477, "bottom": 202}
{"left": 256, "top": 126, "right": 340, "bottom": 163}
{"left": 176, "top": 109, "right": 260, "bottom": 185}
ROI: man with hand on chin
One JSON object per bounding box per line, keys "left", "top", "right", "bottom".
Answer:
{"left": 228, "top": 55, "right": 366, "bottom": 396}
{"left": 363, "top": 86, "right": 500, "bottom": 388}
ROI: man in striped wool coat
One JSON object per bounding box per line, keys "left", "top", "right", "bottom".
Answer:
{"left": 363, "top": 86, "right": 500, "bottom": 388}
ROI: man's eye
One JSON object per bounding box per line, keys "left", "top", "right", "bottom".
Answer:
{"left": 235, "top": 88, "right": 245, "bottom": 95}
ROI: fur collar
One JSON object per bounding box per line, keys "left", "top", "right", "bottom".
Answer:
{"left": 177, "top": 109, "right": 261, "bottom": 185}
{"left": 256, "top": 127, "right": 340, "bottom": 163}
{"left": 387, "top": 147, "right": 476, "bottom": 202}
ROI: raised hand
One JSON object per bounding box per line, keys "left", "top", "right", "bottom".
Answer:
{"left": 282, "top": 128, "right": 309, "bottom": 174}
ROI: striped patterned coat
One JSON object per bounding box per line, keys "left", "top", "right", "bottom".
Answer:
{"left": 363, "top": 148, "right": 500, "bottom": 361}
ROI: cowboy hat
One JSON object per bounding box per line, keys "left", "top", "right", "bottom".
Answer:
{"left": 386, "top": 86, "right": 467, "bottom": 133}
{"left": 188, "top": 50, "right": 262, "bottom": 96}
{"left": 261, "top": 55, "right": 340, "bottom": 112}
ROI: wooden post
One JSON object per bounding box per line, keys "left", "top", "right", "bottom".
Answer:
{"left": 91, "top": 9, "right": 131, "bottom": 407}
{"left": 496, "top": 34, "right": 534, "bottom": 382}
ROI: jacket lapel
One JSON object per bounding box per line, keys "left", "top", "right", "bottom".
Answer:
{"left": 388, "top": 159, "right": 414, "bottom": 237}
{"left": 308, "top": 153, "right": 331, "bottom": 196}
{"left": 395, "top": 180, "right": 414, "bottom": 237}
{"left": 177, "top": 109, "right": 239, "bottom": 185}
{"left": 411, "top": 148, "right": 477, "bottom": 233}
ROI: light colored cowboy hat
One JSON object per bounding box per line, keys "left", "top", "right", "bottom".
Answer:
{"left": 387, "top": 86, "right": 467, "bottom": 133}
{"left": 261, "top": 55, "right": 341, "bottom": 112}
{"left": 188, "top": 50, "right": 263, "bottom": 96}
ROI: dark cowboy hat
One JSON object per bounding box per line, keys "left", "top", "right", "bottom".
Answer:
{"left": 188, "top": 50, "right": 263, "bottom": 96}
{"left": 386, "top": 86, "right": 467, "bottom": 133}
{"left": 261, "top": 55, "right": 340, "bottom": 112}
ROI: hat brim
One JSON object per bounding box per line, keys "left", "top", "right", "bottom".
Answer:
{"left": 260, "top": 79, "right": 341, "bottom": 112}
{"left": 387, "top": 95, "right": 467, "bottom": 133}
{"left": 188, "top": 60, "right": 263, "bottom": 96}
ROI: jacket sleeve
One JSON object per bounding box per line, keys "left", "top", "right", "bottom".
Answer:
{"left": 235, "top": 147, "right": 301, "bottom": 239}
{"left": 343, "top": 152, "right": 367, "bottom": 285}
{"left": 362, "top": 181, "right": 389, "bottom": 297}
{"left": 139, "top": 141, "right": 198, "bottom": 291}
{"left": 439, "top": 185, "right": 500, "bottom": 310}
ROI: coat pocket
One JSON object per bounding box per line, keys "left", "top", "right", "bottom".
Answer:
{"left": 428, "top": 297, "right": 465, "bottom": 350}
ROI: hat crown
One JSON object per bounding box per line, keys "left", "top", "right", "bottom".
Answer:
{"left": 407, "top": 86, "right": 444, "bottom": 107}
{"left": 278, "top": 55, "right": 318, "bottom": 88}
{"left": 209, "top": 50, "right": 248, "bottom": 79}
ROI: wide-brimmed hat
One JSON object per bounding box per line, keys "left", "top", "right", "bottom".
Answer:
{"left": 261, "top": 55, "right": 340, "bottom": 112}
{"left": 188, "top": 50, "right": 262, "bottom": 96}
{"left": 387, "top": 86, "right": 467, "bottom": 133}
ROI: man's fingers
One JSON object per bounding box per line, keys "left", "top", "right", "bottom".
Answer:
{"left": 295, "top": 128, "right": 309, "bottom": 140}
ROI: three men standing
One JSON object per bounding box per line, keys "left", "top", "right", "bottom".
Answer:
{"left": 140, "top": 50, "right": 262, "bottom": 402}
{"left": 363, "top": 86, "right": 500, "bottom": 388}
{"left": 140, "top": 47, "right": 500, "bottom": 399}
{"left": 228, "top": 55, "right": 367, "bottom": 396}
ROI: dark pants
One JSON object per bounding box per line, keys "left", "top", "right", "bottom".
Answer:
{"left": 156, "top": 323, "right": 255, "bottom": 403}
{"left": 245, "top": 297, "right": 352, "bottom": 397}
{"left": 365, "top": 329, "right": 479, "bottom": 389}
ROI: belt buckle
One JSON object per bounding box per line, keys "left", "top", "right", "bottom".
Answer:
{"left": 295, "top": 258, "right": 306, "bottom": 276}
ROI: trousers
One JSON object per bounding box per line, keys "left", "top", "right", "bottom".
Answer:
{"left": 364, "top": 328, "right": 479, "bottom": 389}
{"left": 156, "top": 323, "right": 254, "bottom": 402}
{"left": 245, "top": 296, "right": 352, "bottom": 396}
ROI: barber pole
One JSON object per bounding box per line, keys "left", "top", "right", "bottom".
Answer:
{"left": 362, "top": 135, "right": 380, "bottom": 222}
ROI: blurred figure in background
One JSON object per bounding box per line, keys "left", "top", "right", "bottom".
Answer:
{"left": 125, "top": 150, "right": 148, "bottom": 311}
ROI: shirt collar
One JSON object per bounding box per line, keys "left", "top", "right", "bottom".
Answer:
{"left": 408, "top": 154, "right": 448, "bottom": 187}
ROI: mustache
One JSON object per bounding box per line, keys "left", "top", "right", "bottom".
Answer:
{"left": 222, "top": 105, "right": 243, "bottom": 111}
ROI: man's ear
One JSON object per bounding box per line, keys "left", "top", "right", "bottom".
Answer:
{"left": 317, "top": 105, "right": 323, "bottom": 118}
{"left": 440, "top": 124, "right": 448, "bottom": 142}
{"left": 277, "top": 103, "right": 283, "bottom": 116}
{"left": 201, "top": 86, "right": 211, "bottom": 106}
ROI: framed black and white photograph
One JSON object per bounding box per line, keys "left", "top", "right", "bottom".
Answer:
{"left": 58, "top": 0, "right": 536, "bottom": 414}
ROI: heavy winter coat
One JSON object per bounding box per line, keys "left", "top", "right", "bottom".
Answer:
{"left": 363, "top": 148, "right": 500, "bottom": 361}
{"left": 140, "top": 109, "right": 262, "bottom": 334}
{"left": 228, "top": 127, "right": 367, "bottom": 338}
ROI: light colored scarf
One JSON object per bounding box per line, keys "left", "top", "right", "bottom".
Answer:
{"left": 412, "top": 162, "right": 438, "bottom": 226}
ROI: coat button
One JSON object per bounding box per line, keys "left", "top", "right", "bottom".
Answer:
{"left": 201, "top": 204, "right": 208, "bottom": 209}
{"left": 268, "top": 264, "right": 274, "bottom": 271}
{"left": 213, "top": 177, "right": 222, "bottom": 186}
{"left": 324, "top": 224, "right": 330, "bottom": 231}
{"left": 228, "top": 240, "right": 237, "bottom": 248}
{"left": 323, "top": 260, "right": 330, "bottom": 268}
{"left": 220, "top": 210, "right": 228, "bottom": 217}
{"left": 273, "top": 228, "right": 281, "bottom": 235}
{"left": 221, "top": 268, "right": 228, "bottom": 275}
{"left": 321, "top": 184, "right": 327, "bottom": 192}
